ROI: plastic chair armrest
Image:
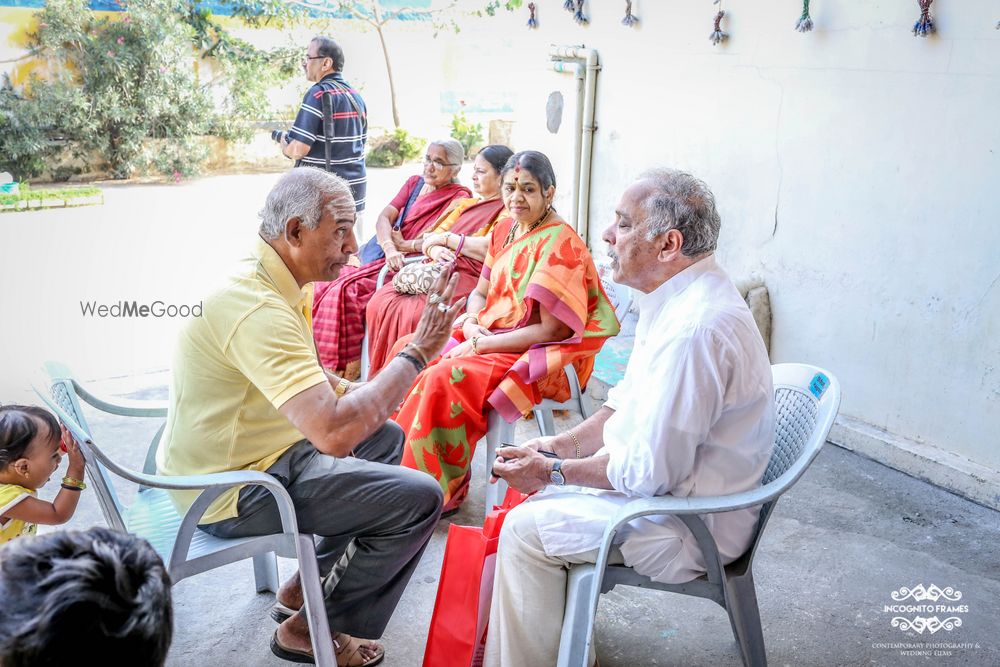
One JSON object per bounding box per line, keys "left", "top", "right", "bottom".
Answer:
{"left": 172, "top": 472, "right": 300, "bottom": 564}
{"left": 43, "top": 362, "right": 168, "bottom": 417}
{"left": 375, "top": 254, "right": 424, "bottom": 290}
{"left": 72, "top": 382, "right": 168, "bottom": 417}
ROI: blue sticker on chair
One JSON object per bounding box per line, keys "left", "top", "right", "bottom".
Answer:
{"left": 809, "top": 373, "right": 829, "bottom": 399}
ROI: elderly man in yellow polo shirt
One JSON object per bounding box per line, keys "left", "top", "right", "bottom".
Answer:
{"left": 157, "top": 168, "right": 464, "bottom": 666}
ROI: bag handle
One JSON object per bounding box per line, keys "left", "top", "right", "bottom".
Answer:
{"left": 395, "top": 177, "right": 424, "bottom": 232}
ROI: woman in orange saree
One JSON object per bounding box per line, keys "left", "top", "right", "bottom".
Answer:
{"left": 365, "top": 145, "right": 514, "bottom": 377}
{"left": 394, "top": 151, "right": 620, "bottom": 511}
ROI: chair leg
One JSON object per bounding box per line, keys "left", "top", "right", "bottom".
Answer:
{"left": 537, "top": 409, "right": 556, "bottom": 437}
{"left": 485, "top": 412, "right": 514, "bottom": 514}
{"left": 724, "top": 572, "right": 767, "bottom": 667}
{"left": 557, "top": 564, "right": 598, "bottom": 667}
{"left": 252, "top": 552, "right": 280, "bottom": 594}
{"left": 296, "top": 535, "right": 336, "bottom": 667}
{"left": 359, "top": 332, "right": 370, "bottom": 381}
{"left": 577, "top": 390, "right": 594, "bottom": 420}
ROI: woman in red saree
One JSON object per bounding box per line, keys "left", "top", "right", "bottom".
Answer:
{"left": 312, "top": 139, "right": 471, "bottom": 378}
{"left": 394, "top": 151, "right": 620, "bottom": 511}
{"left": 365, "top": 144, "right": 514, "bottom": 377}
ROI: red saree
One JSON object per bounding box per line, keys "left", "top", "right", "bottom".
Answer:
{"left": 365, "top": 196, "right": 508, "bottom": 377}
{"left": 395, "top": 218, "right": 620, "bottom": 510}
{"left": 312, "top": 176, "right": 470, "bottom": 376}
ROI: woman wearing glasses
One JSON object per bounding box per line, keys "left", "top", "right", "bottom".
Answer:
{"left": 364, "top": 144, "right": 514, "bottom": 377}
{"left": 312, "top": 139, "right": 471, "bottom": 379}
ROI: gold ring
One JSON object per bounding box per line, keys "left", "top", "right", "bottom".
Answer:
{"left": 428, "top": 293, "right": 443, "bottom": 305}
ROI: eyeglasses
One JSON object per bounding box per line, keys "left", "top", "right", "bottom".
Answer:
{"left": 424, "top": 156, "right": 459, "bottom": 169}
{"left": 303, "top": 54, "right": 327, "bottom": 62}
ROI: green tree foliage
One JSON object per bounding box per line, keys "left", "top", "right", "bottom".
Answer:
{"left": 0, "top": 0, "right": 301, "bottom": 181}
{"left": 450, "top": 110, "right": 483, "bottom": 159}
{"left": 366, "top": 127, "right": 424, "bottom": 168}
{"left": 0, "top": 77, "right": 52, "bottom": 181}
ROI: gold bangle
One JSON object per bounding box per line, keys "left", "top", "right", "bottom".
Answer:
{"left": 61, "top": 476, "right": 87, "bottom": 490}
{"left": 334, "top": 378, "right": 350, "bottom": 397}
{"left": 567, "top": 430, "right": 582, "bottom": 459}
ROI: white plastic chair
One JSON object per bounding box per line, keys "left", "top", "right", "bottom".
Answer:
{"left": 484, "top": 363, "right": 594, "bottom": 513}
{"left": 556, "top": 363, "right": 841, "bottom": 667}
{"left": 39, "top": 362, "right": 336, "bottom": 667}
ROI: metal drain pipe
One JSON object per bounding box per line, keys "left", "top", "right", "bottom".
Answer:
{"left": 550, "top": 46, "right": 600, "bottom": 243}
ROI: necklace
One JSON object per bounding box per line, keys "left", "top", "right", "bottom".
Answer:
{"left": 503, "top": 208, "right": 551, "bottom": 248}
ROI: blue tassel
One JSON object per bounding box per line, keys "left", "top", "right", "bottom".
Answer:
{"left": 912, "top": 0, "right": 935, "bottom": 38}
{"left": 622, "top": 0, "right": 638, "bottom": 26}
{"left": 564, "top": 0, "right": 574, "bottom": 11}
{"left": 574, "top": 0, "right": 588, "bottom": 24}
{"left": 527, "top": 1, "right": 537, "bottom": 28}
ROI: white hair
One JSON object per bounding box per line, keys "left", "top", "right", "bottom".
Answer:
{"left": 258, "top": 168, "right": 354, "bottom": 241}
{"left": 639, "top": 168, "right": 721, "bottom": 257}
{"left": 428, "top": 138, "right": 465, "bottom": 183}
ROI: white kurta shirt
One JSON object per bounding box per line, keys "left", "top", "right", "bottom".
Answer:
{"left": 529, "top": 255, "right": 775, "bottom": 584}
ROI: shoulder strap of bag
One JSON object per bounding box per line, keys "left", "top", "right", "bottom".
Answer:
{"left": 395, "top": 177, "right": 424, "bottom": 231}
{"left": 320, "top": 92, "right": 334, "bottom": 172}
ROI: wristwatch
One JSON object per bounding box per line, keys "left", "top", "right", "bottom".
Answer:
{"left": 549, "top": 459, "right": 566, "bottom": 486}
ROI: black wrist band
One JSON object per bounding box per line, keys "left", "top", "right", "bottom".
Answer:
{"left": 396, "top": 351, "right": 426, "bottom": 373}
{"left": 61, "top": 484, "right": 83, "bottom": 492}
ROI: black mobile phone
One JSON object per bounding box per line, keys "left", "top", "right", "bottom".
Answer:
{"left": 499, "top": 443, "right": 559, "bottom": 459}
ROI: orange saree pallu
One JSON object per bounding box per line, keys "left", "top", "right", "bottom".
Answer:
{"left": 365, "top": 196, "right": 508, "bottom": 377}
{"left": 396, "top": 218, "right": 620, "bottom": 510}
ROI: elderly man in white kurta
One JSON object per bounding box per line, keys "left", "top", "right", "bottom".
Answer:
{"left": 486, "top": 169, "right": 775, "bottom": 667}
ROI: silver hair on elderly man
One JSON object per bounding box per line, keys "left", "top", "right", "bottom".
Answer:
{"left": 258, "top": 168, "right": 355, "bottom": 241}
{"left": 639, "top": 168, "right": 722, "bottom": 257}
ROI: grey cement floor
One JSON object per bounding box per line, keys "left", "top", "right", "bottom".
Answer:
{"left": 30, "top": 373, "right": 1000, "bottom": 667}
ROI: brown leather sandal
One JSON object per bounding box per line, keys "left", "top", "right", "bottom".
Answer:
{"left": 269, "top": 631, "right": 384, "bottom": 666}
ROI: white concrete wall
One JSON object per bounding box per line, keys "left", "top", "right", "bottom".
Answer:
{"left": 427, "top": 1, "right": 1000, "bottom": 473}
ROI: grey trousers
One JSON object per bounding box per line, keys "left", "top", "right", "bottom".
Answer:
{"left": 200, "top": 422, "right": 442, "bottom": 638}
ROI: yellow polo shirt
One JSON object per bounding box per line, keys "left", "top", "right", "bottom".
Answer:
{"left": 157, "top": 238, "right": 327, "bottom": 524}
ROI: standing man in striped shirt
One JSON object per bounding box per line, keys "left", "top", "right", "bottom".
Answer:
{"left": 280, "top": 36, "right": 368, "bottom": 215}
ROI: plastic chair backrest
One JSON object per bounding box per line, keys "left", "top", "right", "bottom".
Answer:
{"left": 48, "top": 378, "right": 128, "bottom": 531}
{"left": 764, "top": 385, "right": 819, "bottom": 485}
{"left": 735, "top": 364, "right": 838, "bottom": 570}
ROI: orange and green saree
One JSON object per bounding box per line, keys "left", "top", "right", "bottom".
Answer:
{"left": 395, "top": 218, "right": 620, "bottom": 510}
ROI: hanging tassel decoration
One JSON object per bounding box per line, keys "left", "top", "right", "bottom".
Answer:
{"left": 795, "top": 0, "right": 813, "bottom": 32}
{"left": 912, "top": 0, "right": 935, "bottom": 37}
{"left": 527, "top": 2, "right": 538, "bottom": 28}
{"left": 710, "top": 10, "right": 729, "bottom": 45}
{"left": 564, "top": 0, "right": 574, "bottom": 12}
{"left": 574, "top": 0, "right": 588, "bottom": 25}
{"left": 622, "top": 0, "right": 638, "bottom": 27}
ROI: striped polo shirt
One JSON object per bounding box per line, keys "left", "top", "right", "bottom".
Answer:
{"left": 287, "top": 72, "right": 367, "bottom": 212}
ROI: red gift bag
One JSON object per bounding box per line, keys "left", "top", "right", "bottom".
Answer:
{"left": 422, "top": 489, "right": 529, "bottom": 667}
